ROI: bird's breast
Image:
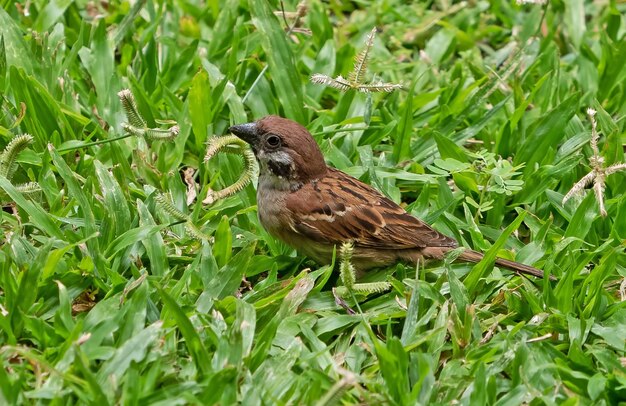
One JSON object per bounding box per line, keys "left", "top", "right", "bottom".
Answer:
{"left": 256, "top": 175, "right": 293, "bottom": 236}
{"left": 256, "top": 176, "right": 330, "bottom": 260}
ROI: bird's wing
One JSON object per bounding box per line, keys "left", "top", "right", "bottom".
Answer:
{"left": 285, "top": 168, "right": 457, "bottom": 250}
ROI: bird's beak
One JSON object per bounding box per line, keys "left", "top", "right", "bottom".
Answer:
{"left": 229, "top": 122, "right": 258, "bottom": 146}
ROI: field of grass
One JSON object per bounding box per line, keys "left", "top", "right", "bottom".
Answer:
{"left": 1, "top": 0, "right": 625, "bottom": 404}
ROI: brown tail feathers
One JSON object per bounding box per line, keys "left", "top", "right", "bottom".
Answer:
{"left": 458, "top": 249, "right": 555, "bottom": 280}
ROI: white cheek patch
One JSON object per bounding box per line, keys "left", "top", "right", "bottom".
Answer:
{"left": 257, "top": 149, "right": 303, "bottom": 191}
{"left": 260, "top": 150, "right": 296, "bottom": 179}
{"left": 268, "top": 150, "right": 294, "bottom": 166}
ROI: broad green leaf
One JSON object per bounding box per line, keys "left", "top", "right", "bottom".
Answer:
{"left": 34, "top": 0, "right": 73, "bottom": 32}
{"left": 96, "top": 321, "right": 163, "bottom": 387}
{"left": 50, "top": 147, "right": 101, "bottom": 263}
{"left": 9, "top": 67, "right": 75, "bottom": 146}
{"left": 203, "top": 242, "right": 254, "bottom": 300}
{"left": 94, "top": 160, "right": 131, "bottom": 242}
{"left": 104, "top": 224, "right": 168, "bottom": 260}
{"left": 0, "top": 9, "right": 33, "bottom": 73}
{"left": 157, "top": 286, "right": 212, "bottom": 376}
{"left": 464, "top": 211, "right": 527, "bottom": 293}
{"left": 0, "top": 176, "right": 65, "bottom": 240}
{"left": 0, "top": 36, "right": 6, "bottom": 91}
{"left": 250, "top": 274, "right": 314, "bottom": 371}
{"left": 434, "top": 133, "right": 468, "bottom": 162}
{"left": 517, "top": 94, "right": 580, "bottom": 174}
{"left": 213, "top": 215, "right": 233, "bottom": 268}
{"left": 136, "top": 200, "right": 168, "bottom": 277}
{"left": 188, "top": 69, "right": 212, "bottom": 149}
{"left": 392, "top": 80, "right": 414, "bottom": 163}
{"left": 249, "top": 0, "right": 305, "bottom": 124}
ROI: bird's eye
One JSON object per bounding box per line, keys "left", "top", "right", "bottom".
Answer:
{"left": 266, "top": 135, "right": 281, "bottom": 148}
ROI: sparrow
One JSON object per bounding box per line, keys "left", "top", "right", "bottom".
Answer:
{"left": 229, "top": 115, "right": 549, "bottom": 280}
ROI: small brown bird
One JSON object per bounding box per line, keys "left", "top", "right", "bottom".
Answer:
{"left": 230, "top": 115, "right": 548, "bottom": 279}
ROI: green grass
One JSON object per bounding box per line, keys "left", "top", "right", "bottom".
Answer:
{"left": 1, "top": 0, "right": 625, "bottom": 404}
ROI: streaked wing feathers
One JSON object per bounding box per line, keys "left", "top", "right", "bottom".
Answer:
{"left": 286, "top": 168, "right": 457, "bottom": 250}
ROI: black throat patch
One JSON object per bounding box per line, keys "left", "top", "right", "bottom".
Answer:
{"left": 267, "top": 159, "right": 293, "bottom": 178}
